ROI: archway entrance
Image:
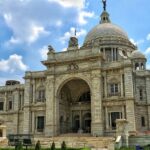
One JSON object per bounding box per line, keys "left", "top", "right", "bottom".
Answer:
{"left": 58, "top": 78, "right": 91, "bottom": 134}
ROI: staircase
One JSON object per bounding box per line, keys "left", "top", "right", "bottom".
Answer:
{"left": 0, "top": 138, "right": 8, "bottom": 148}
{"left": 34, "top": 134, "right": 115, "bottom": 149}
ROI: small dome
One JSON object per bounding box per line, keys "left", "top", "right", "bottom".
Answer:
{"left": 131, "top": 50, "right": 145, "bottom": 59}
{"left": 84, "top": 23, "right": 128, "bottom": 44}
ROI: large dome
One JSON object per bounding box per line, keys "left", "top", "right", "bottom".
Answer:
{"left": 84, "top": 23, "right": 128, "bottom": 44}
{"left": 82, "top": 11, "right": 135, "bottom": 49}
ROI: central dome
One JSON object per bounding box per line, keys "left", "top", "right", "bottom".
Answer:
{"left": 84, "top": 23, "right": 129, "bottom": 44}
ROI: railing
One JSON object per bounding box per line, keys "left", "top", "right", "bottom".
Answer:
{"left": 7, "top": 134, "right": 34, "bottom": 147}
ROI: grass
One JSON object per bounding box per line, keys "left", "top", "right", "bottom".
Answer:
{"left": 0, "top": 148, "right": 91, "bottom": 150}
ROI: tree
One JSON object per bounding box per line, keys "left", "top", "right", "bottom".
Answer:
{"left": 35, "top": 140, "right": 41, "bottom": 150}
{"left": 15, "top": 141, "right": 23, "bottom": 150}
{"left": 61, "top": 141, "right": 66, "bottom": 150}
{"left": 51, "top": 141, "right": 55, "bottom": 150}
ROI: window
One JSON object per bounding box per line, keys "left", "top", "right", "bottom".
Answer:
{"left": 79, "top": 91, "right": 91, "bottom": 102}
{"left": 0, "top": 102, "right": 4, "bottom": 111}
{"left": 8, "top": 101, "right": 12, "bottom": 110}
{"left": 37, "top": 116, "right": 44, "bottom": 132}
{"left": 135, "top": 63, "right": 139, "bottom": 70}
{"left": 141, "top": 63, "right": 144, "bottom": 70}
{"left": 37, "top": 89, "right": 45, "bottom": 102}
{"left": 139, "top": 89, "right": 143, "bottom": 101}
{"left": 109, "top": 112, "right": 122, "bottom": 130}
{"left": 0, "top": 129, "right": 2, "bottom": 137}
{"left": 141, "top": 116, "right": 145, "bottom": 127}
{"left": 109, "top": 84, "right": 119, "bottom": 96}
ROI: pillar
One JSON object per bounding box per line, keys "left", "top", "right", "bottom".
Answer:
{"left": 126, "top": 100, "right": 136, "bottom": 131}
{"left": 13, "top": 90, "right": 20, "bottom": 134}
{"left": 32, "top": 79, "right": 36, "bottom": 103}
{"left": 31, "top": 112, "right": 35, "bottom": 134}
{"left": 146, "top": 77, "right": 150, "bottom": 129}
{"left": 111, "top": 48, "right": 113, "bottom": 61}
{"left": 45, "top": 75, "right": 57, "bottom": 137}
{"left": 91, "top": 70, "right": 103, "bottom": 136}
{"left": 124, "top": 67, "right": 136, "bottom": 131}
{"left": 120, "top": 74, "right": 123, "bottom": 97}
{"left": 23, "top": 78, "right": 31, "bottom": 134}
{"left": 4, "top": 92, "right": 7, "bottom": 111}
{"left": 124, "top": 68, "right": 134, "bottom": 98}
{"left": 104, "top": 72, "right": 107, "bottom": 98}
{"left": 79, "top": 110, "right": 82, "bottom": 129}
{"left": 105, "top": 107, "right": 109, "bottom": 130}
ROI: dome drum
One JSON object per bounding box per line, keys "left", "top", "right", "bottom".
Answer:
{"left": 82, "top": 36, "right": 136, "bottom": 50}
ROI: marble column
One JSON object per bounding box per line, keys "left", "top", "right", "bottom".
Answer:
{"left": 91, "top": 70, "right": 103, "bottom": 136}
{"left": 146, "top": 77, "right": 150, "bottom": 129}
{"left": 23, "top": 78, "right": 31, "bottom": 134}
{"left": 45, "top": 75, "right": 57, "bottom": 136}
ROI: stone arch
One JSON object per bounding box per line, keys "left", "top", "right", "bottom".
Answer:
{"left": 56, "top": 76, "right": 92, "bottom": 98}
{"left": 56, "top": 76, "right": 92, "bottom": 134}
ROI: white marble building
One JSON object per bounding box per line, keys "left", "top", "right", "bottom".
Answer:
{"left": 0, "top": 2, "right": 150, "bottom": 138}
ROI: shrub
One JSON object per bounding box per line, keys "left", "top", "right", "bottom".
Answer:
{"left": 51, "top": 141, "right": 55, "bottom": 150}
{"left": 15, "top": 141, "right": 23, "bottom": 150}
{"left": 35, "top": 140, "right": 41, "bottom": 150}
{"left": 61, "top": 141, "right": 66, "bottom": 150}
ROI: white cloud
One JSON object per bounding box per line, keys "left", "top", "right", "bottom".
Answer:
{"left": 147, "top": 34, "right": 150, "bottom": 41}
{"left": 61, "top": 48, "right": 67, "bottom": 52}
{"left": 130, "top": 38, "right": 144, "bottom": 46}
{"left": 60, "top": 27, "right": 87, "bottom": 44}
{"left": 130, "top": 38, "right": 137, "bottom": 46}
{"left": 28, "top": 25, "right": 50, "bottom": 43}
{"left": 0, "top": 54, "right": 28, "bottom": 73}
{"left": 0, "top": 0, "right": 92, "bottom": 45}
{"left": 6, "top": 36, "right": 21, "bottom": 45}
{"left": 145, "top": 47, "right": 150, "bottom": 55}
{"left": 78, "top": 11, "right": 94, "bottom": 25}
{"left": 39, "top": 46, "right": 48, "bottom": 59}
{"left": 48, "top": 0, "right": 85, "bottom": 9}
{"left": 0, "top": 76, "right": 24, "bottom": 86}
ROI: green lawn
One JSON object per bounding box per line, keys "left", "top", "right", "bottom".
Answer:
{"left": 0, "top": 148, "right": 91, "bottom": 150}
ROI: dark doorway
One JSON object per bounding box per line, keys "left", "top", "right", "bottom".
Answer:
{"left": 111, "top": 112, "right": 122, "bottom": 130}
{"left": 73, "top": 115, "right": 80, "bottom": 132}
{"left": 83, "top": 113, "right": 91, "bottom": 133}
{"left": 0, "top": 129, "right": 2, "bottom": 137}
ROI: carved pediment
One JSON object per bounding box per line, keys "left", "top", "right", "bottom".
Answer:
{"left": 67, "top": 63, "right": 79, "bottom": 71}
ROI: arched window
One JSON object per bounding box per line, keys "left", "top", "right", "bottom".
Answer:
{"left": 79, "top": 91, "right": 91, "bottom": 102}
{"left": 36, "top": 86, "right": 45, "bottom": 102}
{"left": 135, "top": 63, "right": 139, "bottom": 70}
{"left": 109, "top": 83, "right": 119, "bottom": 96}
{"left": 141, "top": 63, "right": 144, "bottom": 70}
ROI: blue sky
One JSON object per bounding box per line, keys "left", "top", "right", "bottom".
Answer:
{"left": 0, "top": 0, "right": 150, "bottom": 85}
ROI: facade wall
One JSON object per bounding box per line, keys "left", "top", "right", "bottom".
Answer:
{"left": 0, "top": 46, "right": 150, "bottom": 137}
{"left": 135, "top": 106, "right": 148, "bottom": 131}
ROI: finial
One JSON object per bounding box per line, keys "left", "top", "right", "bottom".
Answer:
{"left": 74, "top": 28, "right": 77, "bottom": 37}
{"left": 48, "top": 45, "right": 55, "bottom": 52}
{"left": 102, "top": 0, "right": 106, "bottom": 11}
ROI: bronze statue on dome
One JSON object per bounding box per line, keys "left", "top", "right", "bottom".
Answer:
{"left": 102, "top": 0, "right": 106, "bottom": 11}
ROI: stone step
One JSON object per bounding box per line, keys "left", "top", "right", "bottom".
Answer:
{"left": 0, "top": 138, "right": 8, "bottom": 148}
{"left": 34, "top": 136, "right": 115, "bottom": 149}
